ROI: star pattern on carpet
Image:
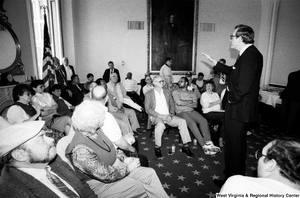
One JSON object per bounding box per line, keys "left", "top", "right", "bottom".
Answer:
{"left": 156, "top": 163, "right": 164, "bottom": 168}
{"left": 163, "top": 172, "right": 173, "bottom": 177}
{"left": 213, "top": 160, "right": 220, "bottom": 165}
{"left": 211, "top": 174, "right": 220, "bottom": 180}
{"left": 179, "top": 186, "right": 189, "bottom": 193}
{"left": 192, "top": 170, "right": 200, "bottom": 175}
{"left": 186, "top": 163, "right": 193, "bottom": 167}
{"left": 162, "top": 183, "right": 170, "bottom": 189}
{"left": 135, "top": 112, "right": 279, "bottom": 198}
{"left": 177, "top": 175, "right": 186, "bottom": 181}
{"left": 194, "top": 180, "right": 204, "bottom": 186}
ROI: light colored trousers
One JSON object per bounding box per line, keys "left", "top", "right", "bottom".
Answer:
{"left": 111, "top": 108, "right": 140, "bottom": 131}
{"left": 152, "top": 115, "right": 191, "bottom": 147}
{"left": 177, "top": 110, "right": 211, "bottom": 147}
{"left": 87, "top": 167, "right": 169, "bottom": 198}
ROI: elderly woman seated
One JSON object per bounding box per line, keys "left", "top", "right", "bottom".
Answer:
{"left": 66, "top": 100, "right": 168, "bottom": 198}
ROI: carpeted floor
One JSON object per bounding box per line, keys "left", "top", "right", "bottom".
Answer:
{"left": 135, "top": 109, "right": 284, "bottom": 198}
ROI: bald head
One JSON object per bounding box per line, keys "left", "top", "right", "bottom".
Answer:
{"left": 92, "top": 86, "right": 107, "bottom": 103}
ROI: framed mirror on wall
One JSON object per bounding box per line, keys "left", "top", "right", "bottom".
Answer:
{"left": 0, "top": 11, "right": 24, "bottom": 76}
{"left": 147, "top": 0, "right": 199, "bottom": 75}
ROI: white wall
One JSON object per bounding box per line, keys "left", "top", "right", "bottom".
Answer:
{"left": 270, "top": 0, "right": 300, "bottom": 86}
{"left": 61, "top": 0, "right": 278, "bottom": 85}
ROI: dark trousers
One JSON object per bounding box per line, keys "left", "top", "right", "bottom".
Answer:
{"left": 203, "top": 112, "right": 225, "bottom": 138}
{"left": 281, "top": 99, "right": 300, "bottom": 134}
{"left": 224, "top": 104, "right": 247, "bottom": 179}
{"left": 127, "top": 91, "right": 144, "bottom": 108}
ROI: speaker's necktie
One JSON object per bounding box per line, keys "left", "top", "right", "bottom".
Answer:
{"left": 45, "top": 166, "right": 79, "bottom": 198}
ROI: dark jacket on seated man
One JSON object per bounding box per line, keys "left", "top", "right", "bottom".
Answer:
{"left": 0, "top": 155, "right": 96, "bottom": 198}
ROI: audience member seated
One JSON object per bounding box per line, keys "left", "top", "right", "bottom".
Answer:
{"left": 0, "top": 72, "right": 19, "bottom": 86}
{"left": 87, "top": 90, "right": 149, "bottom": 167}
{"left": 83, "top": 81, "right": 97, "bottom": 100}
{"left": 220, "top": 137, "right": 300, "bottom": 193}
{"left": 61, "top": 57, "right": 76, "bottom": 84}
{"left": 103, "top": 61, "right": 121, "bottom": 83}
{"left": 185, "top": 71, "right": 202, "bottom": 112}
{"left": 192, "top": 72, "right": 206, "bottom": 93}
{"left": 142, "top": 75, "right": 154, "bottom": 96}
{"left": 280, "top": 69, "right": 300, "bottom": 135}
{"left": 107, "top": 73, "right": 142, "bottom": 132}
{"left": 200, "top": 80, "right": 225, "bottom": 147}
{"left": 83, "top": 73, "right": 94, "bottom": 91}
{"left": 7, "top": 84, "right": 41, "bottom": 124}
{"left": 173, "top": 77, "right": 220, "bottom": 155}
{"left": 123, "top": 72, "right": 144, "bottom": 107}
{"left": 66, "top": 74, "right": 87, "bottom": 106}
{"left": 30, "top": 80, "right": 71, "bottom": 135}
{"left": 66, "top": 100, "right": 169, "bottom": 198}
{"left": 144, "top": 75, "right": 194, "bottom": 158}
{"left": 0, "top": 121, "right": 98, "bottom": 198}
{"left": 50, "top": 84, "right": 74, "bottom": 117}
{"left": 140, "top": 72, "right": 150, "bottom": 101}
{"left": 99, "top": 78, "right": 141, "bottom": 135}
{"left": 210, "top": 59, "right": 227, "bottom": 96}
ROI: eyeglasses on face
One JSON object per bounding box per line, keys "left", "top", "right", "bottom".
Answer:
{"left": 155, "top": 80, "right": 164, "bottom": 83}
{"left": 229, "top": 34, "right": 239, "bottom": 40}
{"left": 255, "top": 148, "right": 269, "bottom": 160}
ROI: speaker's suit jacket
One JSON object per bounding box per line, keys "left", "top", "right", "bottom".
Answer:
{"left": 0, "top": 156, "right": 96, "bottom": 198}
{"left": 215, "top": 45, "right": 263, "bottom": 123}
{"left": 103, "top": 68, "right": 121, "bottom": 83}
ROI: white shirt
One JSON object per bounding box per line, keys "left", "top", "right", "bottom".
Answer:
{"left": 7, "top": 105, "right": 30, "bottom": 124}
{"left": 154, "top": 89, "right": 169, "bottom": 115}
{"left": 200, "top": 92, "right": 221, "bottom": 113}
{"left": 64, "top": 65, "right": 73, "bottom": 81}
{"left": 102, "top": 111, "right": 122, "bottom": 144}
{"left": 18, "top": 166, "right": 79, "bottom": 198}
{"left": 221, "top": 175, "right": 300, "bottom": 193}
{"left": 31, "top": 92, "right": 57, "bottom": 108}
{"left": 160, "top": 64, "right": 173, "bottom": 84}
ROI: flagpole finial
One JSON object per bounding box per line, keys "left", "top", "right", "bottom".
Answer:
{"left": 40, "top": 5, "right": 48, "bottom": 14}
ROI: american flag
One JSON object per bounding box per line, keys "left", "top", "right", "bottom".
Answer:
{"left": 42, "top": 13, "right": 55, "bottom": 92}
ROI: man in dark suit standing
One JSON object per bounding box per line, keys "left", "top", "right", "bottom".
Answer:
{"left": 280, "top": 70, "right": 300, "bottom": 135}
{"left": 202, "top": 24, "right": 263, "bottom": 186}
{"left": 103, "top": 61, "right": 121, "bottom": 83}
{"left": 61, "top": 57, "right": 76, "bottom": 84}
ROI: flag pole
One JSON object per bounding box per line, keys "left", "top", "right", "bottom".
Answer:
{"left": 41, "top": 5, "right": 55, "bottom": 92}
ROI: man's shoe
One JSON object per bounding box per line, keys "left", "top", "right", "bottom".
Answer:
{"left": 154, "top": 148, "right": 162, "bottom": 158}
{"left": 213, "top": 179, "right": 225, "bottom": 188}
{"left": 182, "top": 147, "right": 194, "bottom": 157}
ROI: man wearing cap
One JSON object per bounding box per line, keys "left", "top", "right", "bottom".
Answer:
{"left": 0, "top": 121, "right": 97, "bottom": 198}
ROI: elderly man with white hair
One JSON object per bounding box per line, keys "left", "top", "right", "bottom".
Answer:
{"left": 66, "top": 100, "right": 168, "bottom": 198}
{"left": 145, "top": 75, "right": 194, "bottom": 158}
{"left": 0, "top": 121, "right": 97, "bottom": 197}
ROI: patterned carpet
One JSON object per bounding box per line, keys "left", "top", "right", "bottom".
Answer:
{"left": 135, "top": 110, "right": 282, "bottom": 198}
